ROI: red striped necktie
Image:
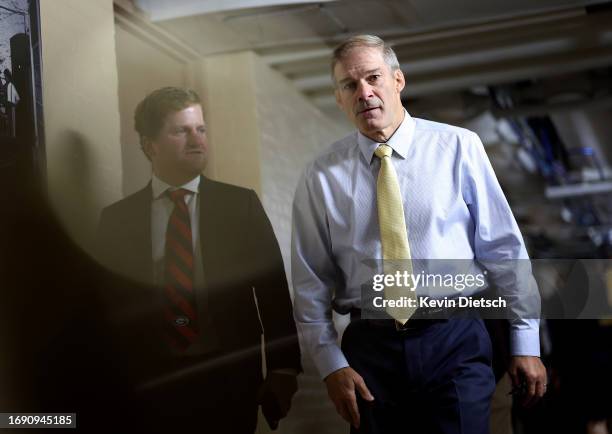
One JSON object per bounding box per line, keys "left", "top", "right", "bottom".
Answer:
{"left": 162, "top": 188, "right": 199, "bottom": 351}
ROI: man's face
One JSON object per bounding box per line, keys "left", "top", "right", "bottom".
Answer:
{"left": 333, "top": 47, "right": 405, "bottom": 141}
{"left": 144, "top": 104, "right": 208, "bottom": 184}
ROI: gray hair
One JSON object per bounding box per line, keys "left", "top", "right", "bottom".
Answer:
{"left": 331, "top": 35, "right": 400, "bottom": 85}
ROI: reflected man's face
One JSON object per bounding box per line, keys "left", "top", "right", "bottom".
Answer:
{"left": 144, "top": 104, "right": 208, "bottom": 184}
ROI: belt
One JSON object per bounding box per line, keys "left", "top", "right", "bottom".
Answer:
{"left": 349, "top": 305, "right": 470, "bottom": 331}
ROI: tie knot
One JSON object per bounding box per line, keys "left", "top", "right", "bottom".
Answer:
{"left": 167, "top": 188, "right": 191, "bottom": 204}
{"left": 374, "top": 144, "right": 393, "bottom": 160}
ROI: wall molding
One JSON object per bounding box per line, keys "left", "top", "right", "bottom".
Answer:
{"left": 113, "top": 0, "right": 201, "bottom": 64}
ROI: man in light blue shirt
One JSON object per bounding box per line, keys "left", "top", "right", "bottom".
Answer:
{"left": 292, "top": 35, "right": 547, "bottom": 433}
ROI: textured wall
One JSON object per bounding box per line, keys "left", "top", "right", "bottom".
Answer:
{"left": 252, "top": 55, "right": 352, "bottom": 286}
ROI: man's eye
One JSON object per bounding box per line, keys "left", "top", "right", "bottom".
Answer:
{"left": 343, "top": 82, "right": 356, "bottom": 91}
{"left": 368, "top": 75, "right": 381, "bottom": 83}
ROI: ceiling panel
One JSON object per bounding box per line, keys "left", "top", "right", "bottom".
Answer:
{"left": 408, "top": 0, "right": 602, "bottom": 25}
{"left": 135, "top": 0, "right": 337, "bottom": 21}
{"left": 134, "top": 0, "right": 612, "bottom": 109}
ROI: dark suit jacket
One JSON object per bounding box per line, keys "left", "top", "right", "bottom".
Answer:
{"left": 96, "top": 176, "right": 301, "bottom": 390}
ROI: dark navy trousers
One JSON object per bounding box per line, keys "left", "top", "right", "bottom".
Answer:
{"left": 342, "top": 318, "right": 496, "bottom": 434}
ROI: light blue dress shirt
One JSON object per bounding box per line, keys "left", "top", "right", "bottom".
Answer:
{"left": 291, "top": 110, "right": 541, "bottom": 379}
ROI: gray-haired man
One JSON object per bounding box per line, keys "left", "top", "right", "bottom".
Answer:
{"left": 292, "top": 35, "right": 546, "bottom": 433}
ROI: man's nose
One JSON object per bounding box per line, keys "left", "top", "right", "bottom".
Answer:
{"left": 187, "top": 130, "right": 205, "bottom": 146}
{"left": 357, "top": 81, "right": 373, "bottom": 101}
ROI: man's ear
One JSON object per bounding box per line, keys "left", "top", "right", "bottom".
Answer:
{"left": 394, "top": 68, "right": 405, "bottom": 94}
{"left": 141, "top": 137, "right": 155, "bottom": 160}
{"left": 335, "top": 88, "right": 343, "bottom": 110}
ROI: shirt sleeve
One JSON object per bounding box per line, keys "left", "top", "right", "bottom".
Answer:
{"left": 291, "top": 167, "right": 350, "bottom": 379}
{"left": 462, "top": 131, "right": 541, "bottom": 357}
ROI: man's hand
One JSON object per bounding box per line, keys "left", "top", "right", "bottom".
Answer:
{"left": 324, "top": 367, "right": 374, "bottom": 429}
{"left": 257, "top": 372, "right": 298, "bottom": 430}
{"left": 508, "top": 356, "right": 547, "bottom": 408}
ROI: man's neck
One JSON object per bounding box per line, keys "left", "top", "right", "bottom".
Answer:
{"left": 153, "top": 171, "right": 200, "bottom": 187}
{"left": 361, "top": 110, "right": 405, "bottom": 143}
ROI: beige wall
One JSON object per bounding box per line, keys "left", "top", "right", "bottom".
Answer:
{"left": 40, "top": 0, "right": 123, "bottom": 252}
{"left": 198, "top": 52, "right": 263, "bottom": 193}
{"left": 114, "top": 5, "right": 198, "bottom": 196}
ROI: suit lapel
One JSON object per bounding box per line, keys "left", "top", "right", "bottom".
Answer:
{"left": 198, "top": 176, "right": 222, "bottom": 287}
{"left": 129, "top": 183, "right": 154, "bottom": 284}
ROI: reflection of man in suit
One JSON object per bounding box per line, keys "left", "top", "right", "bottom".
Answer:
{"left": 97, "top": 87, "right": 301, "bottom": 433}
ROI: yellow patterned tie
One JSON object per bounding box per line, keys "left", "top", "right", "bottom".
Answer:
{"left": 374, "top": 144, "right": 417, "bottom": 324}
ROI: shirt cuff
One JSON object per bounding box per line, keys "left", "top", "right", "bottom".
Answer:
{"left": 314, "top": 344, "right": 349, "bottom": 380}
{"left": 510, "top": 326, "right": 540, "bottom": 357}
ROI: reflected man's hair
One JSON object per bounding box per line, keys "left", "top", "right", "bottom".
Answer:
{"left": 134, "top": 86, "right": 201, "bottom": 153}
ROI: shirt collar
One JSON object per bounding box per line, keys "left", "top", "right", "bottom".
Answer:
{"left": 358, "top": 109, "right": 415, "bottom": 163}
{"left": 151, "top": 174, "right": 200, "bottom": 200}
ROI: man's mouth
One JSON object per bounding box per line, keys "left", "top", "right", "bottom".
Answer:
{"left": 358, "top": 107, "right": 379, "bottom": 115}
